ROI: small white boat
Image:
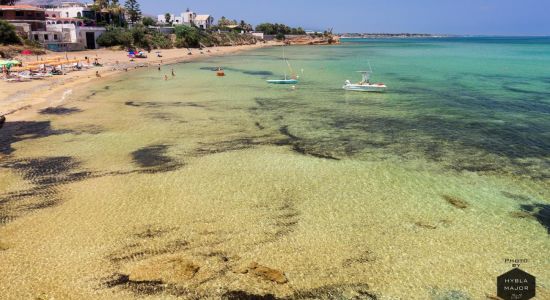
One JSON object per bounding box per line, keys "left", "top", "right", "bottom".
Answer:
{"left": 267, "top": 76, "right": 298, "bottom": 85}
{"left": 343, "top": 69, "right": 387, "bottom": 92}
{"left": 267, "top": 46, "right": 299, "bottom": 85}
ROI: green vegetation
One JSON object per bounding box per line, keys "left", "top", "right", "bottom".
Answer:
{"left": 96, "top": 26, "right": 132, "bottom": 47}
{"left": 0, "top": 20, "right": 21, "bottom": 45}
{"left": 142, "top": 17, "right": 156, "bottom": 27}
{"left": 255, "top": 23, "right": 305, "bottom": 35}
{"left": 210, "top": 17, "right": 252, "bottom": 33}
{"left": 174, "top": 25, "right": 201, "bottom": 48}
{"left": 124, "top": 0, "right": 142, "bottom": 24}
{"left": 97, "top": 25, "right": 172, "bottom": 50}
{"left": 164, "top": 13, "right": 172, "bottom": 25}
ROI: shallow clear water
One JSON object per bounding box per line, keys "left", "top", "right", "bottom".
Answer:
{"left": 1, "top": 38, "right": 549, "bottom": 299}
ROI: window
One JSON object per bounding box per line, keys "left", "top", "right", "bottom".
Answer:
{"left": 0, "top": 11, "right": 3, "bottom": 17}
{"left": 77, "top": 12, "right": 81, "bottom": 18}
{"left": 54, "top": 34, "right": 58, "bottom": 40}
{"left": 44, "top": 34, "right": 49, "bottom": 40}
{"left": 16, "top": 11, "right": 24, "bottom": 17}
{"left": 34, "top": 34, "right": 39, "bottom": 40}
{"left": 66, "top": 12, "right": 69, "bottom": 18}
{"left": 52, "top": 14, "right": 56, "bottom": 17}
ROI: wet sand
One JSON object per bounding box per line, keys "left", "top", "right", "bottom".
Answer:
{"left": 0, "top": 42, "right": 281, "bottom": 121}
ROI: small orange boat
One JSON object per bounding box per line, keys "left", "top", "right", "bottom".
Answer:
{"left": 216, "top": 67, "right": 225, "bottom": 76}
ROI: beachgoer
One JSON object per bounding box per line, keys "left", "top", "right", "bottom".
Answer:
{"left": 171, "top": 69, "right": 175, "bottom": 76}
{"left": 164, "top": 75, "right": 168, "bottom": 81}
{"left": 96, "top": 71, "right": 101, "bottom": 78}
{"left": 158, "top": 64, "right": 161, "bottom": 71}
{"left": 0, "top": 115, "right": 5, "bottom": 130}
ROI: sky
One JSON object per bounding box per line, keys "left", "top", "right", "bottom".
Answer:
{"left": 139, "top": 0, "right": 550, "bottom": 35}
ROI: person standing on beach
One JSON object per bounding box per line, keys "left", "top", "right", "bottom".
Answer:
{"left": 0, "top": 115, "right": 6, "bottom": 130}
{"left": 158, "top": 64, "right": 161, "bottom": 71}
{"left": 171, "top": 69, "right": 175, "bottom": 77}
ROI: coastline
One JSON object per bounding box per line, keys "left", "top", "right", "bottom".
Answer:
{"left": 0, "top": 41, "right": 282, "bottom": 122}
{"left": 0, "top": 37, "right": 549, "bottom": 299}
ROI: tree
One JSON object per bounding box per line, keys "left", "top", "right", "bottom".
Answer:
{"left": 0, "top": 0, "right": 19, "bottom": 5}
{"left": 0, "top": 19, "right": 21, "bottom": 45}
{"left": 96, "top": 26, "right": 132, "bottom": 47}
{"left": 174, "top": 25, "right": 200, "bottom": 48}
{"left": 142, "top": 16, "right": 155, "bottom": 27}
{"left": 124, "top": 0, "right": 141, "bottom": 24}
{"left": 164, "top": 13, "right": 171, "bottom": 25}
{"left": 93, "top": 0, "right": 109, "bottom": 10}
{"left": 218, "top": 16, "right": 229, "bottom": 27}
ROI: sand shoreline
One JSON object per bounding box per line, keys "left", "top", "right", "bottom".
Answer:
{"left": 0, "top": 41, "right": 281, "bottom": 122}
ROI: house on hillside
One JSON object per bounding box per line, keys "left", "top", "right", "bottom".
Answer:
{"left": 194, "top": 15, "right": 213, "bottom": 29}
{"left": 157, "top": 8, "right": 213, "bottom": 29}
{"left": 0, "top": 4, "right": 106, "bottom": 51}
{"left": 44, "top": 2, "right": 94, "bottom": 19}
{"left": 0, "top": 5, "right": 47, "bottom": 34}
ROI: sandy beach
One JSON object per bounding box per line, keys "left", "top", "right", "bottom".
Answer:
{"left": 0, "top": 41, "right": 281, "bottom": 122}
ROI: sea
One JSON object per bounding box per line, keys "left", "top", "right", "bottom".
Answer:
{"left": 1, "top": 37, "right": 549, "bottom": 299}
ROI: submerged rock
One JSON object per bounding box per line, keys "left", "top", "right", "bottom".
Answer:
{"left": 222, "top": 290, "right": 278, "bottom": 300}
{"left": 234, "top": 262, "right": 288, "bottom": 284}
{"left": 125, "top": 257, "right": 200, "bottom": 284}
{"left": 442, "top": 195, "right": 469, "bottom": 209}
{"left": 0, "top": 240, "right": 9, "bottom": 251}
{"left": 414, "top": 221, "right": 437, "bottom": 229}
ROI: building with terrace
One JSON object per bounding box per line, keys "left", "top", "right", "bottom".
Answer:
{"left": 0, "top": 5, "right": 46, "bottom": 33}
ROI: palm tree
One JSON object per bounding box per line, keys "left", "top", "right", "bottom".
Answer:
{"left": 109, "top": 1, "right": 124, "bottom": 26}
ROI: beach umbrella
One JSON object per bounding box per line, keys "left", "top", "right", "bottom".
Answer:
{"left": 0, "top": 60, "right": 21, "bottom": 68}
{"left": 21, "top": 50, "right": 32, "bottom": 55}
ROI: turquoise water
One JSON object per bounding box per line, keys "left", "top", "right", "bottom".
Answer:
{"left": 195, "top": 37, "right": 550, "bottom": 179}
{"left": 1, "top": 37, "right": 549, "bottom": 299}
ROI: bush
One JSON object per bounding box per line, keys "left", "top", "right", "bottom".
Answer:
{"left": 150, "top": 32, "right": 173, "bottom": 49}
{"left": 275, "top": 33, "right": 285, "bottom": 40}
{"left": 97, "top": 27, "right": 132, "bottom": 47}
{"left": 130, "top": 24, "right": 150, "bottom": 50}
{"left": 0, "top": 20, "right": 21, "bottom": 45}
{"left": 142, "top": 17, "right": 156, "bottom": 27}
{"left": 174, "top": 25, "right": 201, "bottom": 48}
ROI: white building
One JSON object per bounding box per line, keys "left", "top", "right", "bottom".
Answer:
{"left": 157, "top": 13, "right": 183, "bottom": 25}
{"left": 156, "top": 9, "right": 212, "bottom": 29}
{"left": 44, "top": 2, "right": 94, "bottom": 19}
{"left": 33, "top": 21, "right": 106, "bottom": 51}
{"left": 194, "top": 15, "right": 213, "bottom": 29}
{"left": 182, "top": 10, "right": 196, "bottom": 24}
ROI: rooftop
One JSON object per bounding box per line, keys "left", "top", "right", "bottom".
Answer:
{"left": 0, "top": 5, "right": 45, "bottom": 11}
{"left": 195, "top": 15, "right": 211, "bottom": 21}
